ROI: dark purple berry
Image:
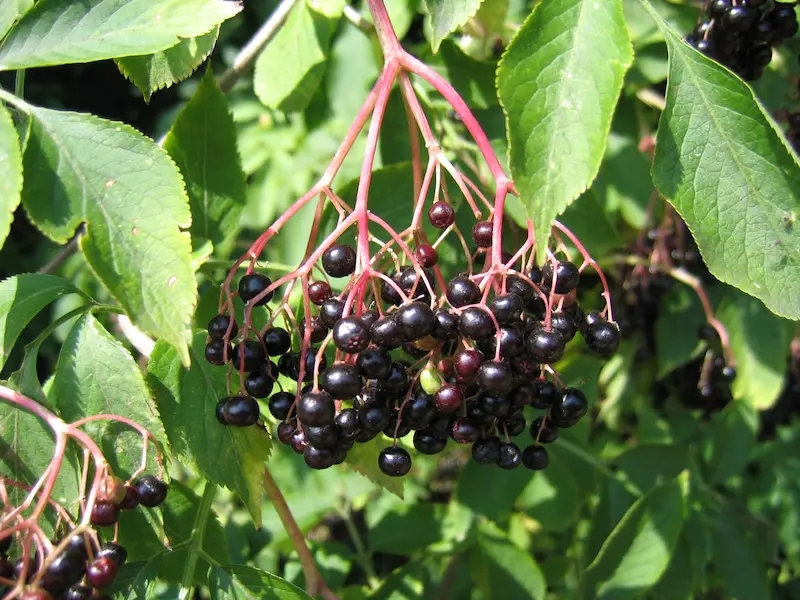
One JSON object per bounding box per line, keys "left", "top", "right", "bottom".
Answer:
{"left": 434, "top": 384, "right": 464, "bottom": 413}
{"left": 472, "top": 437, "right": 501, "bottom": 464}
{"left": 414, "top": 244, "right": 438, "bottom": 267}
{"left": 269, "top": 392, "right": 294, "bottom": 420}
{"left": 207, "top": 314, "right": 238, "bottom": 339}
{"left": 308, "top": 281, "right": 332, "bottom": 305}
{"left": 551, "top": 388, "right": 588, "bottom": 428}
{"left": 458, "top": 306, "right": 495, "bottom": 340}
{"left": 413, "top": 431, "right": 447, "bottom": 454}
{"left": 205, "top": 339, "right": 229, "bottom": 366}
{"left": 231, "top": 340, "right": 266, "bottom": 372}
{"left": 395, "top": 301, "right": 434, "bottom": 341}
{"left": 333, "top": 316, "right": 371, "bottom": 353}
{"left": 263, "top": 327, "right": 291, "bottom": 356}
{"left": 90, "top": 502, "right": 120, "bottom": 527}
{"left": 357, "top": 347, "right": 392, "bottom": 380}
{"left": 319, "top": 298, "right": 345, "bottom": 328}
{"left": 134, "top": 475, "right": 168, "bottom": 507}
{"left": 431, "top": 308, "right": 459, "bottom": 340}
{"left": 428, "top": 201, "right": 455, "bottom": 228}
{"left": 297, "top": 391, "right": 335, "bottom": 426}
{"left": 454, "top": 348, "right": 484, "bottom": 378}
{"left": 277, "top": 420, "right": 297, "bottom": 444}
{"left": 245, "top": 367, "right": 276, "bottom": 398}
{"left": 86, "top": 556, "right": 117, "bottom": 589}
{"left": 370, "top": 315, "right": 403, "bottom": 349}
{"left": 305, "top": 424, "right": 339, "bottom": 448}
{"left": 491, "top": 293, "right": 523, "bottom": 323}
{"left": 526, "top": 326, "right": 565, "bottom": 364}
{"left": 472, "top": 221, "right": 493, "bottom": 248}
{"left": 543, "top": 260, "right": 580, "bottom": 294}
{"left": 220, "top": 395, "right": 260, "bottom": 426}
{"left": 96, "top": 542, "right": 127, "bottom": 567}
{"left": 531, "top": 380, "right": 559, "bottom": 409}
{"left": 322, "top": 244, "right": 357, "bottom": 278}
{"left": 378, "top": 447, "right": 412, "bottom": 476}
{"left": 497, "top": 442, "right": 522, "bottom": 469}
{"left": 530, "top": 416, "right": 558, "bottom": 443}
{"left": 446, "top": 276, "right": 481, "bottom": 307}
{"left": 304, "top": 445, "right": 336, "bottom": 469}
{"left": 336, "top": 408, "right": 361, "bottom": 439}
{"left": 119, "top": 485, "right": 139, "bottom": 511}
{"left": 406, "top": 390, "right": 437, "bottom": 428}
{"left": 522, "top": 445, "right": 549, "bottom": 470}
{"left": 584, "top": 320, "right": 621, "bottom": 356}
{"left": 322, "top": 363, "right": 363, "bottom": 399}
{"left": 451, "top": 418, "right": 480, "bottom": 444}
{"left": 477, "top": 360, "right": 513, "bottom": 395}
{"left": 239, "top": 273, "right": 273, "bottom": 305}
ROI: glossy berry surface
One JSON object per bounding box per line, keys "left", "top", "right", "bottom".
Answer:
{"left": 238, "top": 273, "right": 273, "bottom": 305}
{"left": 472, "top": 221, "right": 493, "bottom": 247}
{"left": 543, "top": 260, "right": 580, "bottom": 294}
{"left": 308, "top": 281, "right": 332, "bottom": 305}
{"left": 86, "top": 556, "right": 118, "bottom": 589}
{"left": 378, "top": 446, "right": 412, "bottom": 476}
{"left": 333, "top": 316, "right": 371, "bottom": 353}
{"left": 522, "top": 445, "right": 549, "bottom": 470}
{"left": 477, "top": 361, "right": 514, "bottom": 395}
{"left": 414, "top": 244, "right": 438, "bottom": 267}
{"left": 551, "top": 388, "right": 588, "bottom": 428}
{"left": 263, "top": 327, "right": 291, "bottom": 356}
{"left": 497, "top": 442, "right": 522, "bottom": 469}
{"left": 244, "top": 368, "right": 275, "bottom": 398}
{"left": 395, "top": 301, "right": 434, "bottom": 341}
{"left": 428, "top": 201, "right": 455, "bottom": 228}
{"left": 526, "top": 326, "right": 565, "bottom": 364}
{"left": 231, "top": 340, "right": 266, "bottom": 372}
{"left": 446, "top": 276, "right": 481, "bottom": 307}
{"left": 97, "top": 542, "right": 128, "bottom": 567}
{"left": 207, "top": 314, "right": 238, "bottom": 339}
{"left": 322, "top": 363, "right": 363, "bottom": 399}
{"left": 434, "top": 384, "right": 464, "bottom": 413}
{"left": 356, "top": 347, "right": 392, "bottom": 380}
{"left": 220, "top": 395, "right": 260, "bottom": 426}
{"left": 119, "top": 485, "right": 139, "bottom": 510}
{"left": 297, "top": 391, "right": 335, "bottom": 426}
{"left": 322, "top": 244, "right": 357, "bottom": 277}
{"left": 472, "top": 437, "right": 501, "bottom": 464}
{"left": 584, "top": 320, "right": 621, "bottom": 356}
{"left": 491, "top": 293, "right": 523, "bottom": 323}
{"left": 90, "top": 501, "right": 120, "bottom": 527}
{"left": 268, "top": 391, "right": 294, "bottom": 420}
{"left": 64, "top": 585, "right": 94, "bottom": 600}
{"left": 458, "top": 307, "right": 495, "bottom": 340}
{"left": 134, "top": 475, "right": 168, "bottom": 507}
{"left": 204, "top": 340, "right": 229, "bottom": 366}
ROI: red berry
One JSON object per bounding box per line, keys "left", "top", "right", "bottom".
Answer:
{"left": 96, "top": 474, "right": 126, "bottom": 504}
{"left": 428, "top": 201, "right": 455, "bottom": 228}
{"left": 413, "top": 244, "right": 438, "bottom": 267}
{"left": 308, "top": 281, "right": 332, "bottom": 305}
{"left": 90, "top": 502, "right": 120, "bottom": 527}
{"left": 86, "top": 556, "right": 118, "bottom": 589}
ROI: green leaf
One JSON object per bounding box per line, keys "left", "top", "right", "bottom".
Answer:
{"left": 643, "top": 4, "right": 800, "bottom": 320}
{"left": 655, "top": 286, "right": 705, "bottom": 378}
{"left": 717, "top": 292, "right": 794, "bottom": 410}
{"left": 710, "top": 501, "right": 769, "bottom": 599}
{"left": 649, "top": 534, "right": 695, "bottom": 600}
{"left": 436, "top": 41, "right": 498, "bottom": 109}
{"left": 583, "top": 473, "right": 686, "bottom": 600}
{"left": 253, "top": 0, "right": 339, "bottom": 113}
{"left": 0, "top": 102, "right": 22, "bottom": 249}
{"left": 471, "top": 521, "right": 546, "bottom": 600}
{"left": 163, "top": 71, "right": 247, "bottom": 248}
{"left": 497, "top": 0, "right": 632, "bottom": 260}
{"left": 457, "top": 457, "right": 534, "bottom": 523}
{"left": 209, "top": 564, "right": 314, "bottom": 600}
{"left": 51, "top": 313, "right": 168, "bottom": 478}
{"left": 424, "top": 0, "right": 483, "bottom": 53}
{"left": 345, "top": 435, "right": 404, "bottom": 498}
{"left": 107, "top": 558, "right": 159, "bottom": 599}
{"left": 16, "top": 102, "right": 197, "bottom": 364}
{"left": 615, "top": 444, "right": 689, "bottom": 494}
{"left": 116, "top": 28, "right": 219, "bottom": 102}
{"left": 369, "top": 503, "right": 443, "bottom": 554}
{"left": 0, "top": 0, "right": 241, "bottom": 70}
{"left": 516, "top": 443, "right": 581, "bottom": 532}
{"left": 146, "top": 332, "right": 271, "bottom": 527}
{"left": 0, "top": 273, "right": 80, "bottom": 371}
{"left": 703, "top": 401, "right": 757, "bottom": 485}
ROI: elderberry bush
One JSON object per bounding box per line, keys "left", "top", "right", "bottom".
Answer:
{"left": 685, "top": 0, "right": 799, "bottom": 80}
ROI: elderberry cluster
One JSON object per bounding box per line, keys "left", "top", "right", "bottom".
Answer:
{"left": 207, "top": 201, "right": 621, "bottom": 477}
{"left": 0, "top": 475, "right": 167, "bottom": 600}
{"left": 685, "top": 0, "right": 799, "bottom": 81}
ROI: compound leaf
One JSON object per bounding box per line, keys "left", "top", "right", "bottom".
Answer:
{"left": 498, "top": 0, "right": 632, "bottom": 261}
{"left": 163, "top": 71, "right": 247, "bottom": 248}
{"left": 18, "top": 103, "right": 196, "bottom": 364}
{"left": 52, "top": 313, "right": 168, "bottom": 478}
{"left": 425, "top": 0, "right": 484, "bottom": 52}
{"left": 146, "top": 332, "right": 271, "bottom": 528}
{"left": 0, "top": 0, "right": 241, "bottom": 70}
{"left": 644, "top": 3, "right": 800, "bottom": 319}
{"left": 209, "top": 564, "right": 313, "bottom": 600}
{"left": 116, "top": 29, "right": 219, "bottom": 102}
{"left": 0, "top": 102, "right": 22, "bottom": 249}
{"left": 0, "top": 273, "right": 81, "bottom": 371}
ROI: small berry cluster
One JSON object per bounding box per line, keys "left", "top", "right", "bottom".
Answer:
{"left": 685, "top": 0, "right": 799, "bottom": 81}
{"left": 0, "top": 475, "right": 167, "bottom": 600}
{"left": 207, "top": 203, "right": 621, "bottom": 477}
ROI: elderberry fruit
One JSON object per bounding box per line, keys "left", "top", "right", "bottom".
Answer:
{"left": 414, "top": 244, "right": 438, "bottom": 267}
{"left": 91, "top": 502, "right": 120, "bottom": 527}
{"left": 277, "top": 421, "right": 297, "bottom": 444}
{"left": 263, "top": 327, "right": 291, "bottom": 356}
{"left": 527, "top": 326, "right": 565, "bottom": 364}
{"left": 359, "top": 404, "right": 391, "bottom": 432}
{"left": 322, "top": 363, "right": 363, "bottom": 399}
{"left": 543, "top": 260, "right": 580, "bottom": 294}
{"left": 245, "top": 367, "right": 275, "bottom": 398}
{"left": 413, "top": 432, "right": 446, "bottom": 455}
{"left": 370, "top": 315, "right": 403, "bottom": 349}
{"left": 721, "top": 365, "right": 737, "bottom": 382}
{"left": 239, "top": 273, "right": 273, "bottom": 305}
{"left": 378, "top": 447, "right": 412, "bottom": 476}
{"left": 219, "top": 395, "right": 260, "bottom": 426}
{"left": 381, "top": 361, "right": 411, "bottom": 394}
{"left": 97, "top": 542, "right": 127, "bottom": 567}
{"left": 446, "top": 276, "right": 481, "bottom": 307}
{"left": 43, "top": 550, "right": 85, "bottom": 590}
{"left": 551, "top": 388, "right": 588, "bottom": 428}
{"left": 20, "top": 591, "right": 54, "bottom": 600}
{"left": 395, "top": 301, "right": 434, "bottom": 340}
{"left": 479, "top": 393, "right": 510, "bottom": 418}
{"left": 434, "top": 384, "right": 464, "bottom": 413}
{"left": 231, "top": 340, "right": 266, "bottom": 372}
{"left": 304, "top": 445, "right": 336, "bottom": 469}
{"left": 472, "top": 437, "right": 501, "bottom": 464}
{"left": 550, "top": 311, "right": 577, "bottom": 342}
{"left": 0, "top": 534, "right": 11, "bottom": 554}
{"left": 522, "top": 445, "right": 549, "bottom": 470}
{"left": 207, "top": 314, "right": 238, "bottom": 339}
{"left": 299, "top": 316, "right": 328, "bottom": 344}
{"left": 431, "top": 308, "right": 459, "bottom": 340}
{"left": 458, "top": 306, "right": 495, "bottom": 340}
{"left": 510, "top": 382, "right": 536, "bottom": 407}
{"left": 406, "top": 390, "right": 437, "bottom": 427}
{"left": 290, "top": 429, "right": 308, "bottom": 453}
{"left": 86, "top": 556, "right": 117, "bottom": 589}
{"left": 279, "top": 351, "right": 326, "bottom": 381}
{"left": 357, "top": 347, "right": 392, "bottom": 380}
{"left": 305, "top": 424, "right": 339, "bottom": 448}
{"left": 478, "top": 361, "right": 514, "bottom": 395}
{"left": 336, "top": 409, "right": 361, "bottom": 439}
{"left": 134, "top": 475, "right": 168, "bottom": 507}
{"left": 504, "top": 412, "right": 526, "bottom": 437}
{"left": 530, "top": 416, "right": 558, "bottom": 443}
{"left": 65, "top": 585, "right": 94, "bottom": 600}
{"left": 119, "top": 485, "right": 139, "bottom": 510}
{"left": 428, "top": 201, "right": 455, "bottom": 228}
{"left": 308, "top": 281, "right": 332, "bottom": 305}
{"left": 497, "top": 442, "right": 522, "bottom": 469}
{"left": 319, "top": 298, "right": 345, "bottom": 328}
{"left": 584, "top": 320, "right": 621, "bottom": 356}
{"left": 472, "top": 221, "right": 493, "bottom": 247}
{"left": 491, "top": 294, "right": 523, "bottom": 323}
{"left": 297, "top": 391, "right": 335, "bottom": 426}
{"left": 333, "top": 316, "right": 371, "bottom": 353}
{"left": 451, "top": 418, "right": 480, "bottom": 444}
{"left": 322, "top": 244, "right": 356, "bottom": 278}
{"left": 455, "top": 348, "right": 484, "bottom": 378}
{"left": 205, "top": 339, "right": 229, "bottom": 366}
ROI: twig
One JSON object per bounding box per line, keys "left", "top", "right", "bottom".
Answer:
{"left": 262, "top": 468, "right": 339, "bottom": 600}
{"left": 636, "top": 87, "right": 666, "bottom": 111}
{"left": 114, "top": 314, "right": 156, "bottom": 358}
{"left": 343, "top": 5, "right": 375, "bottom": 34}
{"left": 217, "top": 0, "right": 299, "bottom": 93}
{"left": 38, "top": 224, "right": 85, "bottom": 274}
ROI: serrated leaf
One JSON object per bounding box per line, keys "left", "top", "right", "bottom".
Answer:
{"left": 51, "top": 313, "right": 168, "bottom": 478}
{"left": 0, "top": 273, "right": 81, "bottom": 371}
{"left": 209, "top": 564, "right": 314, "bottom": 600}
{"left": 497, "top": 0, "right": 632, "bottom": 261}
{"left": 0, "top": 0, "right": 241, "bottom": 70}
{"left": 345, "top": 436, "right": 404, "bottom": 498}
{"left": 456, "top": 457, "right": 534, "bottom": 523}
{"left": 583, "top": 473, "right": 686, "bottom": 600}
{"left": 253, "top": 0, "right": 338, "bottom": 113}
{"left": 146, "top": 332, "right": 271, "bottom": 527}
{"left": 642, "top": 2, "right": 800, "bottom": 319}
{"left": 17, "top": 103, "right": 197, "bottom": 364}
{"left": 107, "top": 558, "right": 159, "bottom": 600}
{"left": 425, "top": 0, "right": 483, "bottom": 52}
{"left": 116, "top": 28, "right": 219, "bottom": 102}
{"left": 163, "top": 71, "right": 247, "bottom": 248}
{"left": 716, "top": 291, "right": 794, "bottom": 410}
{"left": 437, "top": 41, "right": 498, "bottom": 109}
{"left": 0, "top": 102, "right": 22, "bottom": 249}
{"left": 471, "top": 521, "right": 546, "bottom": 600}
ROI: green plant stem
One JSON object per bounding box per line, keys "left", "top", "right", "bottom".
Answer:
{"left": 263, "top": 468, "right": 340, "bottom": 600}
{"left": 14, "top": 69, "right": 25, "bottom": 98}
{"left": 336, "top": 505, "right": 379, "bottom": 589}
{"left": 178, "top": 482, "right": 218, "bottom": 600}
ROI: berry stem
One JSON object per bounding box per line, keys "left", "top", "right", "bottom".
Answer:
{"left": 262, "top": 467, "right": 339, "bottom": 599}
